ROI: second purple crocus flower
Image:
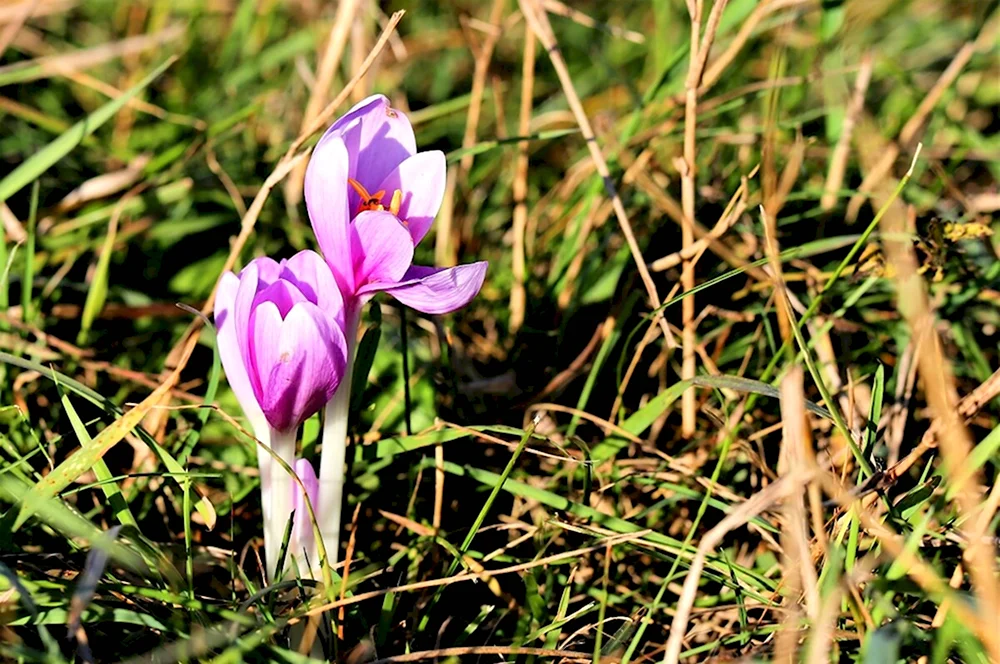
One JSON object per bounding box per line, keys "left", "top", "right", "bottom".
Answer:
{"left": 215, "top": 250, "right": 347, "bottom": 579}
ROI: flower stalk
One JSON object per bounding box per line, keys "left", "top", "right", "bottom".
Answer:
{"left": 214, "top": 251, "right": 348, "bottom": 582}
{"left": 261, "top": 426, "right": 295, "bottom": 578}
{"left": 317, "top": 308, "right": 358, "bottom": 565}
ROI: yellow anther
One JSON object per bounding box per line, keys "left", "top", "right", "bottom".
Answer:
{"left": 389, "top": 190, "right": 402, "bottom": 217}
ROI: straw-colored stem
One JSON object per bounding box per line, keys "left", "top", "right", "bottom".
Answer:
{"left": 318, "top": 309, "right": 359, "bottom": 566}
{"left": 679, "top": 2, "right": 701, "bottom": 439}
{"left": 509, "top": 25, "right": 535, "bottom": 332}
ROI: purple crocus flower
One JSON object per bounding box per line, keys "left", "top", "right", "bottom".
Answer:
{"left": 303, "top": 94, "right": 487, "bottom": 563}
{"left": 304, "top": 94, "right": 488, "bottom": 316}
{"left": 215, "top": 249, "right": 347, "bottom": 579}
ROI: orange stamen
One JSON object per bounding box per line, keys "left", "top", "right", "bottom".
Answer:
{"left": 348, "top": 178, "right": 407, "bottom": 222}
{"left": 348, "top": 178, "right": 372, "bottom": 201}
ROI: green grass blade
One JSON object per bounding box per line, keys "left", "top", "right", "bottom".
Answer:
{"left": 452, "top": 419, "right": 538, "bottom": 572}
{"left": 865, "top": 364, "right": 885, "bottom": 459}
{"left": 0, "top": 475, "right": 145, "bottom": 571}
{"left": 417, "top": 420, "right": 539, "bottom": 632}
{"left": 20, "top": 182, "right": 38, "bottom": 322}
{"left": 429, "top": 458, "right": 775, "bottom": 597}
{"left": 78, "top": 217, "right": 118, "bottom": 345}
{"left": 12, "top": 377, "right": 175, "bottom": 529}
{"left": 568, "top": 312, "right": 623, "bottom": 438}
{"left": 58, "top": 389, "right": 137, "bottom": 529}
{"left": 0, "top": 237, "right": 13, "bottom": 319}
{"left": 0, "top": 57, "right": 176, "bottom": 205}
{"left": 0, "top": 560, "right": 61, "bottom": 657}
{"left": 0, "top": 350, "right": 216, "bottom": 528}
{"left": 176, "top": 306, "right": 223, "bottom": 464}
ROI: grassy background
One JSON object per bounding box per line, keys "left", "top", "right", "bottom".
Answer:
{"left": 1, "top": 0, "right": 999, "bottom": 662}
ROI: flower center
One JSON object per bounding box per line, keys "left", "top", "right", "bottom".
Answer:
{"left": 348, "top": 178, "right": 404, "bottom": 222}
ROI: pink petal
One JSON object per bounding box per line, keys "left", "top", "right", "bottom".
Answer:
{"left": 253, "top": 255, "right": 283, "bottom": 287}
{"left": 233, "top": 262, "right": 263, "bottom": 390}
{"left": 252, "top": 280, "right": 309, "bottom": 318}
{"left": 351, "top": 210, "right": 414, "bottom": 289}
{"left": 329, "top": 94, "right": 416, "bottom": 198}
{"left": 376, "top": 151, "right": 446, "bottom": 245}
{"left": 251, "top": 302, "right": 348, "bottom": 433}
{"left": 380, "top": 262, "right": 488, "bottom": 315}
{"left": 247, "top": 301, "right": 283, "bottom": 413}
{"left": 305, "top": 135, "right": 355, "bottom": 293}
{"left": 292, "top": 458, "right": 318, "bottom": 554}
{"left": 282, "top": 249, "right": 345, "bottom": 326}
{"left": 214, "top": 272, "right": 263, "bottom": 423}
{"left": 294, "top": 458, "right": 319, "bottom": 509}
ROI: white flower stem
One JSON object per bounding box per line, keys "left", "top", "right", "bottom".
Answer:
{"left": 318, "top": 309, "right": 359, "bottom": 567}
{"left": 254, "top": 424, "right": 274, "bottom": 576}
{"left": 264, "top": 426, "right": 297, "bottom": 581}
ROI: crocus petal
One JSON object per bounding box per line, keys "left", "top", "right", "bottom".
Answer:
{"left": 252, "top": 280, "right": 309, "bottom": 318}
{"left": 282, "top": 250, "right": 345, "bottom": 326}
{"left": 233, "top": 256, "right": 282, "bottom": 350}
{"left": 375, "top": 150, "right": 446, "bottom": 245}
{"left": 305, "top": 135, "right": 355, "bottom": 294}
{"left": 378, "top": 262, "right": 488, "bottom": 315}
{"left": 293, "top": 458, "right": 319, "bottom": 513}
{"left": 214, "top": 272, "right": 263, "bottom": 425}
{"left": 329, "top": 94, "right": 416, "bottom": 197}
{"left": 247, "top": 301, "right": 283, "bottom": 418}
{"left": 233, "top": 263, "right": 262, "bottom": 394}
{"left": 252, "top": 302, "right": 348, "bottom": 433}
{"left": 292, "top": 458, "right": 319, "bottom": 557}
{"left": 253, "top": 255, "right": 283, "bottom": 288}
{"left": 351, "top": 210, "right": 414, "bottom": 289}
